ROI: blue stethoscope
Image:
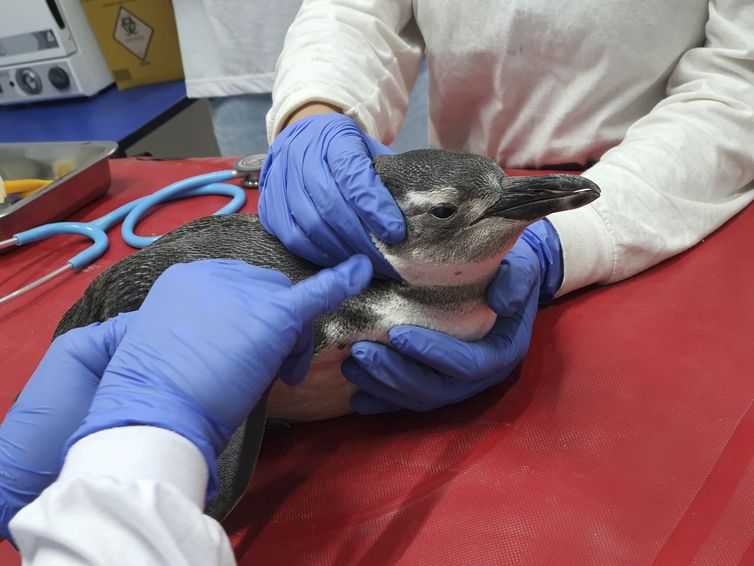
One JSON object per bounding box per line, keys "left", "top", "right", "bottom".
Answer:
{"left": 0, "top": 154, "right": 266, "bottom": 305}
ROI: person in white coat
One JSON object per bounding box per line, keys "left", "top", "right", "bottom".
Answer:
{"left": 257, "top": 0, "right": 754, "bottom": 415}
{"left": 171, "top": 0, "right": 429, "bottom": 155}
{"left": 0, "top": 257, "right": 373, "bottom": 565}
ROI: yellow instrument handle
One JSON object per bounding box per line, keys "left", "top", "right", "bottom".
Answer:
{"left": 5, "top": 179, "right": 53, "bottom": 195}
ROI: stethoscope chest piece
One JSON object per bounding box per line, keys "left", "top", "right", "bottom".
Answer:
{"left": 234, "top": 153, "right": 267, "bottom": 189}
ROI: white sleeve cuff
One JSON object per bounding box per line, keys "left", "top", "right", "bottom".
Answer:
{"left": 546, "top": 192, "right": 615, "bottom": 298}
{"left": 61, "top": 426, "right": 209, "bottom": 509}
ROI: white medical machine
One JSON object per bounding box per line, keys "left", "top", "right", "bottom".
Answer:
{"left": 0, "top": 0, "right": 113, "bottom": 105}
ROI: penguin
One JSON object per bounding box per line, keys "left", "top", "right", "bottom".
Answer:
{"left": 53, "top": 149, "right": 600, "bottom": 520}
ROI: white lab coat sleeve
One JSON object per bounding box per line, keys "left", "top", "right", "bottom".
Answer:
{"left": 547, "top": 0, "right": 754, "bottom": 295}
{"left": 9, "top": 427, "right": 235, "bottom": 566}
{"left": 267, "top": 0, "right": 423, "bottom": 142}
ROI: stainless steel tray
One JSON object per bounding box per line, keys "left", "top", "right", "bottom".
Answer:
{"left": 0, "top": 141, "right": 117, "bottom": 241}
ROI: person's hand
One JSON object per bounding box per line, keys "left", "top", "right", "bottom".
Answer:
{"left": 344, "top": 220, "right": 563, "bottom": 414}
{"left": 258, "top": 113, "right": 405, "bottom": 279}
{"left": 0, "top": 318, "right": 128, "bottom": 542}
{"left": 66, "top": 256, "right": 373, "bottom": 497}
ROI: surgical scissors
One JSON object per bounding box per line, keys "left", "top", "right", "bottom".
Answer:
{"left": 0, "top": 156, "right": 265, "bottom": 305}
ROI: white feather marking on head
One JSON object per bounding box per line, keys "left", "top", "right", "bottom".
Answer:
{"left": 403, "top": 186, "right": 459, "bottom": 212}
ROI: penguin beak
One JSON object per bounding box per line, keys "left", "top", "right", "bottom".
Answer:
{"left": 483, "top": 174, "right": 601, "bottom": 221}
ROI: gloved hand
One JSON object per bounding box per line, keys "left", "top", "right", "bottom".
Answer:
{"left": 344, "top": 220, "right": 563, "bottom": 414}
{"left": 259, "top": 113, "right": 405, "bottom": 279}
{"left": 0, "top": 317, "right": 128, "bottom": 542}
{"left": 66, "top": 256, "right": 373, "bottom": 498}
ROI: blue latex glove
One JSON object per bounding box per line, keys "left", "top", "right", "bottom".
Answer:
{"left": 344, "top": 220, "right": 564, "bottom": 414}
{"left": 66, "top": 256, "right": 373, "bottom": 499}
{"left": 0, "top": 318, "right": 128, "bottom": 542}
{"left": 258, "top": 113, "right": 405, "bottom": 279}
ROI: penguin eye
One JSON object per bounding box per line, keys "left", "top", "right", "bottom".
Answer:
{"left": 429, "top": 205, "right": 457, "bottom": 219}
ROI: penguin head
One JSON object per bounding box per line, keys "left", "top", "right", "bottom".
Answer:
{"left": 372, "top": 149, "right": 600, "bottom": 286}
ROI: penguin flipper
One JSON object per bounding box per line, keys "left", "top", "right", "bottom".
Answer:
{"left": 205, "top": 390, "right": 270, "bottom": 521}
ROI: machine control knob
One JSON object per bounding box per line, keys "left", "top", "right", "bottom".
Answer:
{"left": 17, "top": 68, "right": 42, "bottom": 95}
{"left": 48, "top": 67, "right": 71, "bottom": 90}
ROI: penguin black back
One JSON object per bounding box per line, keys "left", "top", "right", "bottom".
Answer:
{"left": 55, "top": 214, "right": 319, "bottom": 336}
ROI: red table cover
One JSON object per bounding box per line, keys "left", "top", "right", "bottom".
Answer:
{"left": 1, "top": 158, "right": 752, "bottom": 565}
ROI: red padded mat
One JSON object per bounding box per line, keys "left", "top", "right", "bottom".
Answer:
{"left": 1, "top": 158, "right": 753, "bottom": 565}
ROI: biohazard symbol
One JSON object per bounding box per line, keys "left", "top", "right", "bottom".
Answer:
{"left": 113, "top": 7, "right": 153, "bottom": 61}
{"left": 120, "top": 15, "right": 137, "bottom": 36}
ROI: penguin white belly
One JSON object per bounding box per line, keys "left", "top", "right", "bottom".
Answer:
{"left": 267, "top": 292, "right": 497, "bottom": 422}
